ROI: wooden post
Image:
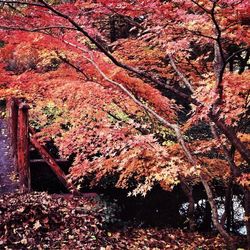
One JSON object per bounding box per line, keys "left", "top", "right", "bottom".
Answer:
{"left": 17, "top": 103, "right": 31, "bottom": 192}
{"left": 6, "top": 97, "right": 18, "bottom": 170}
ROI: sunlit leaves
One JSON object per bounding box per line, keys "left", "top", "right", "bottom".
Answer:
{"left": 0, "top": 0, "right": 249, "bottom": 197}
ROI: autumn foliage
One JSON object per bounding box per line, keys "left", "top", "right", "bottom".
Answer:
{"left": 0, "top": 0, "right": 249, "bottom": 247}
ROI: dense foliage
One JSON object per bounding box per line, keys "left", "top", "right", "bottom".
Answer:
{"left": 0, "top": 0, "right": 249, "bottom": 248}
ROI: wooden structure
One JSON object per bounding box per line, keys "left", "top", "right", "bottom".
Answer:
{"left": 6, "top": 97, "right": 78, "bottom": 194}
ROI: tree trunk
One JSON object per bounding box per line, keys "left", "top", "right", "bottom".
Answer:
{"left": 199, "top": 199, "right": 212, "bottom": 231}
{"left": 201, "top": 178, "right": 236, "bottom": 249}
{"left": 203, "top": 200, "right": 212, "bottom": 231}
{"left": 221, "top": 180, "right": 233, "bottom": 232}
{"left": 244, "top": 189, "right": 250, "bottom": 249}
{"left": 210, "top": 116, "right": 250, "bottom": 165}
{"left": 180, "top": 181, "right": 196, "bottom": 231}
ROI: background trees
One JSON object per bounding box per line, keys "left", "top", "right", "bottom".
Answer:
{"left": 0, "top": 0, "right": 249, "bottom": 248}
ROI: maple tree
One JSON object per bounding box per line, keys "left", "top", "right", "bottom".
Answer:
{"left": 0, "top": 0, "right": 249, "bottom": 248}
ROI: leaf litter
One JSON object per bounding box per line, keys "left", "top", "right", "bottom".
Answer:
{"left": 0, "top": 192, "right": 239, "bottom": 249}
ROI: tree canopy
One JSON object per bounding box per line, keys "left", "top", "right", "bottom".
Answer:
{"left": 0, "top": 0, "right": 249, "bottom": 247}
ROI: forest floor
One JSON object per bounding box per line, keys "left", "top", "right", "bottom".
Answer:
{"left": 0, "top": 192, "right": 247, "bottom": 250}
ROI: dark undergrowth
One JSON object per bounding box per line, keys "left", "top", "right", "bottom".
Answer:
{"left": 0, "top": 192, "right": 247, "bottom": 249}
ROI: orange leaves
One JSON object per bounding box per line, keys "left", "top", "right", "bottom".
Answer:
{"left": 0, "top": 0, "right": 249, "bottom": 197}
{"left": 199, "top": 157, "right": 231, "bottom": 181}
{"left": 218, "top": 72, "right": 250, "bottom": 126}
{"left": 70, "top": 141, "right": 185, "bottom": 195}
{"left": 112, "top": 70, "right": 176, "bottom": 122}
{"left": 237, "top": 173, "right": 250, "bottom": 190}
{"left": 187, "top": 71, "right": 249, "bottom": 127}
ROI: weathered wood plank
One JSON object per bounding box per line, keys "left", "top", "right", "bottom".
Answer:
{"left": 17, "top": 103, "right": 31, "bottom": 192}
{"left": 29, "top": 129, "right": 79, "bottom": 194}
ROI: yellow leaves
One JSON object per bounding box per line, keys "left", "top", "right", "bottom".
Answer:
{"left": 33, "top": 220, "right": 42, "bottom": 230}
{"left": 20, "top": 238, "right": 28, "bottom": 245}
{"left": 37, "top": 49, "right": 60, "bottom": 72}
{"left": 218, "top": 72, "right": 250, "bottom": 126}
{"left": 0, "top": 88, "right": 20, "bottom": 100}
{"left": 183, "top": 165, "right": 201, "bottom": 178}
{"left": 238, "top": 133, "right": 250, "bottom": 144}
{"left": 17, "top": 207, "right": 25, "bottom": 213}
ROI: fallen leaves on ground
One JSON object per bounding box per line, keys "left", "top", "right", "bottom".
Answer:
{"left": 0, "top": 192, "right": 241, "bottom": 249}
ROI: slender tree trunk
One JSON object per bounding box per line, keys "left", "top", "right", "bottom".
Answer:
{"left": 203, "top": 200, "right": 212, "bottom": 231}
{"left": 180, "top": 181, "right": 196, "bottom": 231}
{"left": 210, "top": 116, "right": 250, "bottom": 165}
{"left": 201, "top": 178, "right": 236, "bottom": 249}
{"left": 244, "top": 189, "right": 250, "bottom": 249}
{"left": 220, "top": 179, "right": 233, "bottom": 232}
{"left": 173, "top": 124, "right": 235, "bottom": 247}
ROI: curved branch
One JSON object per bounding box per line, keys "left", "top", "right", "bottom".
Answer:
{"left": 190, "top": 0, "right": 210, "bottom": 14}
{"left": 0, "top": 1, "right": 44, "bottom": 7}
{"left": 168, "top": 54, "right": 194, "bottom": 92}
{"left": 216, "top": 48, "right": 248, "bottom": 83}
{"left": 0, "top": 25, "right": 77, "bottom": 32}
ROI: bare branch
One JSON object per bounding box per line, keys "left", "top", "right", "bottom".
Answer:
{"left": 225, "top": 48, "right": 248, "bottom": 65}
{"left": 56, "top": 53, "right": 91, "bottom": 81}
{"left": 210, "top": 1, "right": 225, "bottom": 64}
{"left": 215, "top": 48, "right": 248, "bottom": 82}
{"left": 210, "top": 122, "right": 239, "bottom": 177}
{"left": 0, "top": 25, "right": 77, "bottom": 32}
{"left": 185, "top": 28, "right": 216, "bottom": 40}
{"left": 85, "top": 54, "right": 175, "bottom": 130}
{"left": 0, "top": 0, "right": 44, "bottom": 7}
{"left": 209, "top": 114, "right": 250, "bottom": 164}
{"left": 190, "top": 0, "right": 210, "bottom": 14}
{"left": 168, "top": 54, "right": 194, "bottom": 92}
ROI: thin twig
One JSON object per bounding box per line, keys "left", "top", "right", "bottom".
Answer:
{"left": 0, "top": 25, "right": 77, "bottom": 32}
{"left": 0, "top": 0, "right": 44, "bottom": 7}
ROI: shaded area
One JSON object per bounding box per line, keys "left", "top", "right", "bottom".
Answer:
{"left": 0, "top": 118, "right": 19, "bottom": 194}
{"left": 30, "top": 160, "right": 69, "bottom": 194}
{"left": 1, "top": 192, "right": 243, "bottom": 249}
